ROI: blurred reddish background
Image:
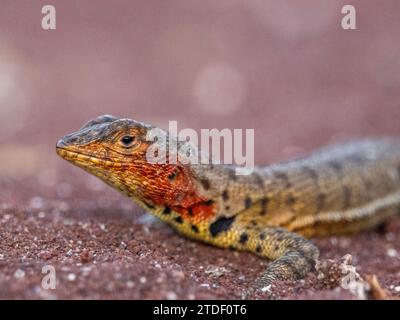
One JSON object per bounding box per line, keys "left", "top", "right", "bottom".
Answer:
{"left": 1, "top": 0, "right": 400, "bottom": 171}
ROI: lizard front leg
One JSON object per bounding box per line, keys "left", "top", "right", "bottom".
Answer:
{"left": 207, "top": 216, "right": 319, "bottom": 297}
{"left": 248, "top": 227, "right": 319, "bottom": 296}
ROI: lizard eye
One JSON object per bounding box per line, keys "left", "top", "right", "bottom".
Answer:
{"left": 120, "top": 135, "right": 136, "bottom": 147}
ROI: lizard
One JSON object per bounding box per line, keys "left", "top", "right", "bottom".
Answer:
{"left": 56, "top": 114, "right": 400, "bottom": 296}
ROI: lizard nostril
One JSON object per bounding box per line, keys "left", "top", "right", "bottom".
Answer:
{"left": 56, "top": 139, "right": 67, "bottom": 149}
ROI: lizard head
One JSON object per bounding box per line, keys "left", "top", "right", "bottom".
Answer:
{"left": 56, "top": 115, "right": 215, "bottom": 221}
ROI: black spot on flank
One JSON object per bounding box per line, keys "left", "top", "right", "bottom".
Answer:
{"left": 222, "top": 190, "right": 229, "bottom": 201}
{"left": 342, "top": 185, "right": 352, "bottom": 209}
{"left": 225, "top": 205, "right": 230, "bottom": 211}
{"left": 286, "top": 195, "right": 296, "bottom": 206}
{"left": 244, "top": 197, "right": 252, "bottom": 209}
{"left": 209, "top": 216, "right": 236, "bottom": 237}
{"left": 228, "top": 245, "right": 235, "bottom": 251}
{"left": 188, "top": 208, "right": 193, "bottom": 216}
{"left": 376, "top": 222, "right": 388, "bottom": 234}
{"left": 259, "top": 233, "right": 266, "bottom": 240}
{"left": 200, "top": 178, "right": 211, "bottom": 190}
{"left": 260, "top": 197, "right": 268, "bottom": 215}
{"left": 204, "top": 199, "right": 214, "bottom": 206}
{"left": 274, "top": 244, "right": 280, "bottom": 252}
{"left": 163, "top": 206, "right": 171, "bottom": 214}
{"left": 239, "top": 233, "right": 249, "bottom": 244}
{"left": 174, "top": 216, "right": 183, "bottom": 224}
{"left": 168, "top": 171, "right": 178, "bottom": 181}
{"left": 191, "top": 225, "right": 199, "bottom": 233}
{"left": 251, "top": 220, "right": 257, "bottom": 226}
{"left": 256, "top": 245, "right": 262, "bottom": 253}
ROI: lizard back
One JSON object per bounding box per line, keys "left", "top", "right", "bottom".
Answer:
{"left": 193, "top": 139, "right": 400, "bottom": 237}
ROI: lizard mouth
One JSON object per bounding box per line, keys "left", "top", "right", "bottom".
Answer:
{"left": 56, "top": 141, "right": 116, "bottom": 168}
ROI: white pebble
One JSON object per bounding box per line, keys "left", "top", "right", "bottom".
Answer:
{"left": 139, "top": 276, "right": 147, "bottom": 284}
{"left": 394, "top": 286, "right": 400, "bottom": 293}
{"left": 67, "top": 273, "right": 76, "bottom": 281}
{"left": 166, "top": 291, "right": 177, "bottom": 300}
{"left": 38, "top": 211, "right": 46, "bottom": 219}
{"left": 14, "top": 269, "right": 25, "bottom": 279}
{"left": 261, "top": 285, "right": 272, "bottom": 293}
{"left": 387, "top": 248, "right": 398, "bottom": 258}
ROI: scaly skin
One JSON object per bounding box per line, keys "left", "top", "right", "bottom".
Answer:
{"left": 56, "top": 115, "right": 400, "bottom": 295}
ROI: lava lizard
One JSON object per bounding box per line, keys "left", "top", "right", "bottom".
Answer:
{"left": 56, "top": 115, "right": 400, "bottom": 295}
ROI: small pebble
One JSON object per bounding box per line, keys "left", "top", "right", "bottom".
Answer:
{"left": 14, "top": 269, "right": 25, "bottom": 279}
{"left": 139, "top": 276, "right": 147, "bottom": 284}
{"left": 80, "top": 250, "right": 91, "bottom": 263}
{"left": 386, "top": 248, "right": 398, "bottom": 258}
{"left": 67, "top": 273, "right": 76, "bottom": 281}
{"left": 261, "top": 285, "right": 272, "bottom": 293}
{"left": 38, "top": 211, "right": 46, "bottom": 219}
{"left": 166, "top": 291, "right": 177, "bottom": 300}
{"left": 205, "top": 266, "right": 229, "bottom": 278}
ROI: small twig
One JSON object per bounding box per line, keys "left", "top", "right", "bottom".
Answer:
{"left": 365, "top": 274, "right": 393, "bottom": 300}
